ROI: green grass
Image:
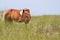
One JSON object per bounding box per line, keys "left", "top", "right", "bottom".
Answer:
{"left": 0, "top": 15, "right": 60, "bottom": 40}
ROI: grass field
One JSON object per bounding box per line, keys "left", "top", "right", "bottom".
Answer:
{"left": 0, "top": 15, "right": 60, "bottom": 40}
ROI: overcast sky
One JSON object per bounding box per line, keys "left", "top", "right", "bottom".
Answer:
{"left": 0, "top": 0, "right": 60, "bottom": 16}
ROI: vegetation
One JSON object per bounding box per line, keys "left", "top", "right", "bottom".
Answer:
{"left": 0, "top": 11, "right": 60, "bottom": 40}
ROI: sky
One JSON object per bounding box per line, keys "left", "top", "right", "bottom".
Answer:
{"left": 0, "top": 0, "right": 60, "bottom": 16}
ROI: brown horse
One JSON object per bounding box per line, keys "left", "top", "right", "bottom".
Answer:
{"left": 19, "top": 8, "right": 31, "bottom": 24}
{"left": 3, "top": 8, "right": 31, "bottom": 24}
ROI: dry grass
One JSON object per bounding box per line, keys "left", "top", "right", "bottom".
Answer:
{"left": 0, "top": 11, "right": 60, "bottom": 40}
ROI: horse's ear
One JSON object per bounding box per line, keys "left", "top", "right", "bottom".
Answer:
{"left": 23, "top": 9, "right": 30, "bottom": 13}
{"left": 10, "top": 9, "right": 13, "bottom": 11}
{"left": 23, "top": 9, "right": 24, "bottom": 13}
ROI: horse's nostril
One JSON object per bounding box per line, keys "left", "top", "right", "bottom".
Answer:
{"left": 19, "top": 21, "right": 21, "bottom": 22}
{"left": 18, "top": 20, "right": 22, "bottom": 22}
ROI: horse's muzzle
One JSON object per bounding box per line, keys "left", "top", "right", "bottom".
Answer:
{"left": 18, "top": 17, "right": 22, "bottom": 22}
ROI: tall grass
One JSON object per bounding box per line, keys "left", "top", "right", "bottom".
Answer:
{"left": 0, "top": 15, "right": 60, "bottom": 40}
